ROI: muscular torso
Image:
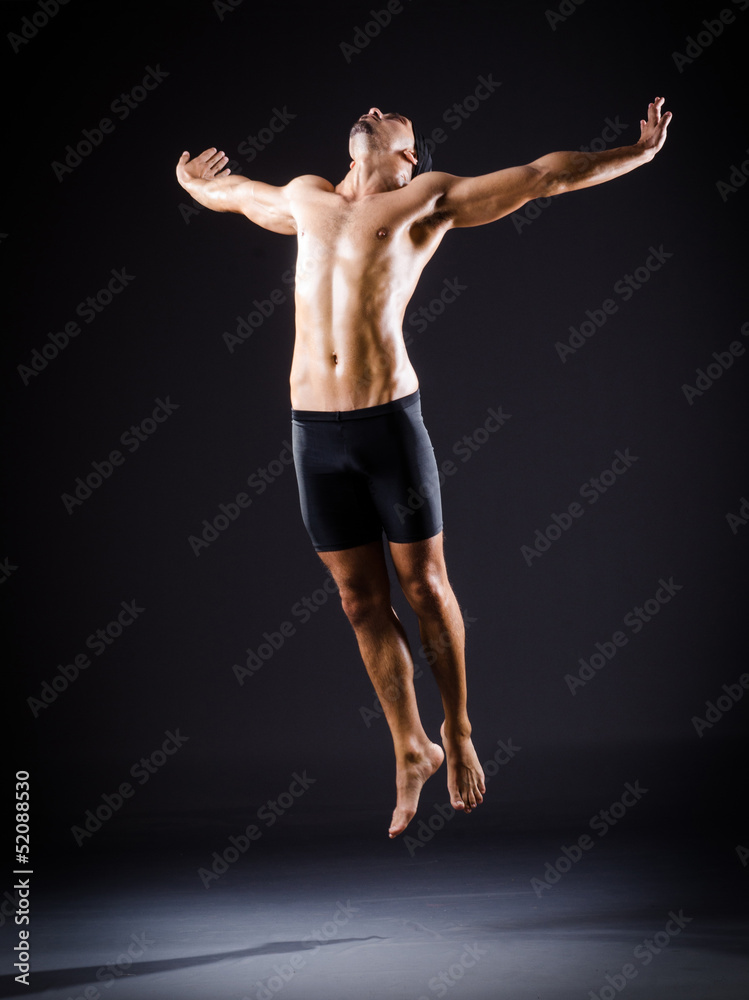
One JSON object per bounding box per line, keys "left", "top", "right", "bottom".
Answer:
{"left": 285, "top": 174, "right": 450, "bottom": 410}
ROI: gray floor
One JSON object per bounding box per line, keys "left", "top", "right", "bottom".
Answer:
{"left": 2, "top": 825, "right": 746, "bottom": 1000}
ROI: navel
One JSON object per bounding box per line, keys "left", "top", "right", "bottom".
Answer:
{"left": 332, "top": 353, "right": 338, "bottom": 365}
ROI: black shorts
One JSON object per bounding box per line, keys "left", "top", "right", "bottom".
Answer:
{"left": 291, "top": 389, "right": 443, "bottom": 552}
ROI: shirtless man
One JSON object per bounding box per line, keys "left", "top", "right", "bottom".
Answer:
{"left": 176, "top": 97, "right": 671, "bottom": 838}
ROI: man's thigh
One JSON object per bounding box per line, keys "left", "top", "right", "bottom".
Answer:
{"left": 292, "top": 419, "right": 382, "bottom": 552}
{"left": 388, "top": 532, "right": 449, "bottom": 589}
{"left": 364, "top": 403, "right": 443, "bottom": 546}
{"left": 317, "top": 539, "right": 392, "bottom": 598}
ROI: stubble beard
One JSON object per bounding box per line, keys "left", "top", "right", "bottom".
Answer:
{"left": 350, "top": 119, "right": 374, "bottom": 138}
{"left": 349, "top": 118, "right": 389, "bottom": 154}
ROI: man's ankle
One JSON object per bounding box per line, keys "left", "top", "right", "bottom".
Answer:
{"left": 442, "top": 718, "right": 472, "bottom": 740}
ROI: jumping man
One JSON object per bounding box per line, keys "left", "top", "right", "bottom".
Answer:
{"left": 176, "top": 98, "right": 672, "bottom": 837}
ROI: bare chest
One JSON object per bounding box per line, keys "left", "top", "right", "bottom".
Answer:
{"left": 295, "top": 195, "right": 412, "bottom": 258}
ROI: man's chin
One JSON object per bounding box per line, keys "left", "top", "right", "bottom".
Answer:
{"left": 350, "top": 120, "right": 373, "bottom": 137}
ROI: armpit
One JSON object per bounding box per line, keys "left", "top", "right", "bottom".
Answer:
{"left": 410, "top": 208, "right": 454, "bottom": 246}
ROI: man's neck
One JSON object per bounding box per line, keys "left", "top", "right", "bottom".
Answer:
{"left": 337, "top": 157, "right": 409, "bottom": 199}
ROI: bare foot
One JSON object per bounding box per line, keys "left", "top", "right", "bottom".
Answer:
{"left": 388, "top": 741, "right": 444, "bottom": 839}
{"left": 440, "top": 722, "right": 485, "bottom": 814}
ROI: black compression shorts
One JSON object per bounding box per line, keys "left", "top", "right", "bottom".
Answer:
{"left": 291, "top": 389, "right": 443, "bottom": 552}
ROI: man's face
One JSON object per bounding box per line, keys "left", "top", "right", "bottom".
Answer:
{"left": 349, "top": 107, "right": 415, "bottom": 153}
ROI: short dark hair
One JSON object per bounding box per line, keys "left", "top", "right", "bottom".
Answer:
{"left": 411, "top": 125, "right": 433, "bottom": 176}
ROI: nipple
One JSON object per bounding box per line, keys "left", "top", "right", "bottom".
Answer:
{"left": 377, "top": 228, "right": 388, "bottom": 239}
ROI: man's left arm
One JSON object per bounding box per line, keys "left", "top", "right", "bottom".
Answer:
{"left": 440, "top": 96, "right": 672, "bottom": 229}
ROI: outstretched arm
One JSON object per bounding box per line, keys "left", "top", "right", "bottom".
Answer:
{"left": 440, "top": 97, "right": 673, "bottom": 228}
{"left": 175, "top": 147, "right": 296, "bottom": 235}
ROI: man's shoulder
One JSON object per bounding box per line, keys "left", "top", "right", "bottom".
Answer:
{"left": 403, "top": 171, "right": 461, "bottom": 211}
{"left": 286, "top": 174, "right": 336, "bottom": 195}
{"left": 409, "top": 170, "right": 460, "bottom": 191}
{"left": 403, "top": 172, "right": 462, "bottom": 227}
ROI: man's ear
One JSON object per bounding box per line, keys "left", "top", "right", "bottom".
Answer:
{"left": 404, "top": 148, "right": 417, "bottom": 168}
{"left": 350, "top": 160, "right": 355, "bottom": 169}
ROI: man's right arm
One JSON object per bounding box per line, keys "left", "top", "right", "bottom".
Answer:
{"left": 176, "top": 147, "right": 296, "bottom": 235}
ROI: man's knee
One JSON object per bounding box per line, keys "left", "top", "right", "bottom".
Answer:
{"left": 339, "top": 584, "right": 389, "bottom": 627}
{"left": 401, "top": 570, "right": 450, "bottom": 618}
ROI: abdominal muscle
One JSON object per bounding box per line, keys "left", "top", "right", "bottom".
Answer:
{"left": 288, "top": 253, "right": 420, "bottom": 412}
{"left": 289, "top": 326, "right": 418, "bottom": 411}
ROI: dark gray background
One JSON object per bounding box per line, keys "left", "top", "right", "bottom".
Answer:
{"left": 5, "top": 0, "right": 747, "bottom": 856}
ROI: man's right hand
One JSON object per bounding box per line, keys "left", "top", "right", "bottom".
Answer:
{"left": 175, "top": 147, "right": 231, "bottom": 189}
{"left": 173, "top": 146, "right": 296, "bottom": 234}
